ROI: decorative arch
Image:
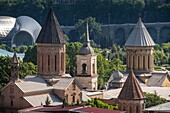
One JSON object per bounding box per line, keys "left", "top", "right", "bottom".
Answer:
{"left": 115, "top": 28, "right": 125, "bottom": 45}
{"left": 12, "top": 31, "right": 33, "bottom": 46}
{"left": 82, "top": 63, "right": 87, "bottom": 74}
{"left": 147, "top": 27, "right": 157, "bottom": 42}
{"left": 160, "top": 26, "right": 170, "bottom": 43}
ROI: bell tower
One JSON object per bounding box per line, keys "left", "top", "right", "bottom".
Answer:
{"left": 36, "top": 8, "right": 66, "bottom": 78}
{"left": 10, "top": 52, "right": 19, "bottom": 82}
{"left": 76, "top": 19, "right": 98, "bottom": 90}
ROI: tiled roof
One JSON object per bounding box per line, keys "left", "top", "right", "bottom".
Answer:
{"left": 23, "top": 93, "right": 62, "bottom": 107}
{"left": 146, "top": 72, "right": 169, "bottom": 87}
{"left": 36, "top": 8, "right": 66, "bottom": 44}
{"left": 143, "top": 102, "right": 170, "bottom": 112}
{"left": 53, "top": 77, "right": 74, "bottom": 90}
{"left": 125, "top": 18, "right": 155, "bottom": 46}
{"left": 118, "top": 70, "right": 144, "bottom": 100}
{"left": 15, "top": 75, "right": 51, "bottom": 93}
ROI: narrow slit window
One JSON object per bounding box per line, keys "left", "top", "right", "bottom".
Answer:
{"left": 42, "top": 55, "right": 43, "bottom": 71}
{"left": 55, "top": 55, "right": 57, "bottom": 71}
{"left": 48, "top": 55, "right": 50, "bottom": 71}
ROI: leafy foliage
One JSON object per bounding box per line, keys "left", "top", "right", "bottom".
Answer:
{"left": 23, "top": 44, "right": 37, "bottom": 65}
{"left": 74, "top": 17, "right": 102, "bottom": 46}
{"left": 0, "top": 56, "right": 37, "bottom": 89}
{"left": 45, "top": 96, "right": 51, "bottom": 106}
{"left": 84, "top": 98, "right": 118, "bottom": 110}
{"left": 1, "top": 0, "right": 170, "bottom": 26}
{"left": 144, "top": 92, "right": 167, "bottom": 108}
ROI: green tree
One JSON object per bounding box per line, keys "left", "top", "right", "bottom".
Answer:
{"left": 45, "top": 96, "right": 51, "bottom": 106}
{"left": 75, "top": 17, "right": 102, "bottom": 45}
{"left": 84, "top": 98, "right": 118, "bottom": 110}
{"left": 144, "top": 92, "right": 167, "bottom": 108}
{"left": 23, "top": 44, "right": 37, "bottom": 65}
{"left": 0, "top": 56, "right": 37, "bottom": 90}
{"left": 66, "top": 42, "right": 83, "bottom": 72}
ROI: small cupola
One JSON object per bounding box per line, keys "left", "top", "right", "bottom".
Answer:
{"left": 79, "top": 19, "right": 94, "bottom": 55}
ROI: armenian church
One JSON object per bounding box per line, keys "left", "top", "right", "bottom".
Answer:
{"left": 0, "top": 8, "right": 98, "bottom": 113}
{"left": 0, "top": 5, "right": 170, "bottom": 113}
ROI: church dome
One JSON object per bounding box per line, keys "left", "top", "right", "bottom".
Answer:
{"left": 112, "top": 70, "right": 124, "bottom": 79}
{"left": 79, "top": 19, "right": 94, "bottom": 55}
{"left": 79, "top": 43, "right": 94, "bottom": 55}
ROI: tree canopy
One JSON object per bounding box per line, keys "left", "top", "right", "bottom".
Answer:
{"left": 0, "top": 0, "right": 170, "bottom": 26}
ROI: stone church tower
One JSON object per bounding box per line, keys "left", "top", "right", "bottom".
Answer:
{"left": 118, "top": 70, "right": 145, "bottom": 113}
{"left": 36, "top": 8, "right": 66, "bottom": 77}
{"left": 10, "top": 52, "right": 19, "bottom": 82}
{"left": 125, "top": 18, "right": 155, "bottom": 74}
{"left": 76, "top": 20, "right": 98, "bottom": 90}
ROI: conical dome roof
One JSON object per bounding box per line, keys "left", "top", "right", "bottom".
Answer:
{"left": 125, "top": 18, "right": 155, "bottom": 47}
{"left": 118, "top": 70, "right": 144, "bottom": 100}
{"left": 79, "top": 19, "right": 94, "bottom": 55}
{"left": 36, "top": 8, "right": 66, "bottom": 44}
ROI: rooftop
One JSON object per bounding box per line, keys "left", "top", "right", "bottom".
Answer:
{"left": 125, "top": 18, "right": 155, "bottom": 47}
{"left": 19, "top": 105, "right": 125, "bottom": 113}
{"left": 36, "top": 8, "right": 66, "bottom": 44}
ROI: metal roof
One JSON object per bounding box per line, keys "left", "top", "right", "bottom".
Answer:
{"left": 53, "top": 77, "right": 74, "bottom": 90}
{"left": 13, "top": 16, "right": 41, "bottom": 42}
{"left": 143, "top": 102, "right": 170, "bottom": 112}
{"left": 125, "top": 18, "right": 155, "bottom": 47}
{"left": 15, "top": 75, "right": 51, "bottom": 93}
{"left": 36, "top": 8, "right": 66, "bottom": 44}
{"left": 23, "top": 93, "right": 62, "bottom": 107}
{"left": 0, "top": 16, "right": 16, "bottom": 38}
{"left": 146, "top": 72, "right": 169, "bottom": 87}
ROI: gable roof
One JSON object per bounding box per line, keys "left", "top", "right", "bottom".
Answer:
{"left": 53, "top": 77, "right": 83, "bottom": 90}
{"left": 118, "top": 70, "right": 144, "bottom": 100}
{"left": 23, "top": 93, "right": 62, "bottom": 107}
{"left": 147, "top": 72, "right": 170, "bottom": 87}
{"left": 15, "top": 75, "right": 52, "bottom": 93}
{"left": 53, "top": 77, "right": 74, "bottom": 90}
{"left": 143, "top": 102, "right": 170, "bottom": 112}
{"left": 125, "top": 18, "right": 155, "bottom": 47}
{"left": 36, "top": 8, "right": 66, "bottom": 44}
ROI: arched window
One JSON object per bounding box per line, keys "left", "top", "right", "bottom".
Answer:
{"left": 148, "top": 55, "right": 150, "bottom": 69}
{"left": 143, "top": 55, "right": 145, "bottom": 69}
{"left": 48, "top": 55, "right": 50, "bottom": 71}
{"left": 133, "top": 55, "right": 135, "bottom": 69}
{"left": 72, "top": 95, "right": 75, "bottom": 103}
{"left": 11, "top": 98, "right": 13, "bottom": 106}
{"left": 55, "top": 55, "right": 57, "bottom": 71}
{"left": 82, "top": 64, "right": 87, "bottom": 74}
{"left": 42, "top": 55, "right": 44, "bottom": 71}
{"left": 138, "top": 55, "right": 140, "bottom": 70}
{"left": 93, "top": 63, "right": 95, "bottom": 74}
{"left": 61, "top": 53, "right": 64, "bottom": 71}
